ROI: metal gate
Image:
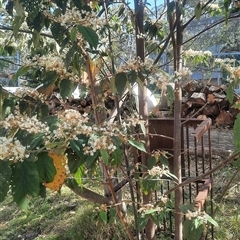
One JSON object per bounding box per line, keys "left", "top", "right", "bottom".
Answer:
{"left": 149, "top": 118, "right": 213, "bottom": 239}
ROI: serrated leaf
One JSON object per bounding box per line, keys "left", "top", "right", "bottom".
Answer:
{"left": 44, "top": 153, "right": 66, "bottom": 191}
{"left": 128, "top": 139, "right": 146, "bottom": 153}
{"left": 233, "top": 113, "right": 240, "bottom": 149}
{"left": 100, "top": 210, "right": 108, "bottom": 224}
{"left": 195, "top": 2, "right": 202, "bottom": 21}
{"left": 115, "top": 72, "right": 128, "bottom": 95}
{"left": 36, "top": 152, "right": 57, "bottom": 183}
{"left": 12, "top": 161, "right": 40, "bottom": 208}
{"left": 0, "top": 161, "right": 11, "bottom": 202}
{"left": 78, "top": 25, "right": 99, "bottom": 49}
{"left": 59, "top": 79, "right": 75, "bottom": 99}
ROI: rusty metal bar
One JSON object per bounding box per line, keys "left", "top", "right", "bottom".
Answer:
{"left": 195, "top": 178, "right": 212, "bottom": 211}
{"left": 191, "top": 118, "right": 212, "bottom": 141}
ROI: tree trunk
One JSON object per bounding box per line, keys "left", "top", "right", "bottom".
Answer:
{"left": 174, "top": 2, "right": 183, "bottom": 240}
{"left": 134, "top": 0, "right": 155, "bottom": 239}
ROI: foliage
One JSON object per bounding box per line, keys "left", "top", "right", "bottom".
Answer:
{"left": 0, "top": 0, "right": 239, "bottom": 239}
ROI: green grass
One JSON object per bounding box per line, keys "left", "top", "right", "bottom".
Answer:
{"left": 1, "top": 165, "right": 240, "bottom": 240}
{"left": 0, "top": 187, "right": 129, "bottom": 240}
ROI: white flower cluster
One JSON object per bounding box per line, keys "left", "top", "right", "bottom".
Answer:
{"left": 14, "top": 87, "right": 47, "bottom": 102}
{"left": 1, "top": 113, "right": 50, "bottom": 135}
{"left": 53, "top": 109, "right": 91, "bottom": 139}
{"left": 208, "top": 3, "right": 220, "bottom": 11}
{"left": 83, "top": 135, "right": 116, "bottom": 156}
{"left": 24, "top": 55, "right": 81, "bottom": 83}
{"left": 214, "top": 58, "right": 240, "bottom": 81}
{"left": 148, "top": 166, "right": 169, "bottom": 177}
{"left": 118, "top": 57, "right": 144, "bottom": 72}
{"left": 123, "top": 114, "right": 145, "bottom": 127}
{"left": 60, "top": 7, "right": 105, "bottom": 29}
{"left": 175, "top": 67, "right": 192, "bottom": 79}
{"left": 184, "top": 49, "right": 212, "bottom": 58}
{"left": 0, "top": 137, "right": 27, "bottom": 162}
{"left": 214, "top": 58, "right": 236, "bottom": 64}
{"left": 185, "top": 210, "right": 207, "bottom": 222}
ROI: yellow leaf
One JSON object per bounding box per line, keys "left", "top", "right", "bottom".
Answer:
{"left": 44, "top": 152, "right": 66, "bottom": 191}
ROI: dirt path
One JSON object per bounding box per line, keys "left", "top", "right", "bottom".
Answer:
{"left": 210, "top": 127, "right": 235, "bottom": 157}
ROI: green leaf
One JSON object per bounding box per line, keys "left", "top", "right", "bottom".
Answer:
{"left": 227, "top": 82, "right": 235, "bottom": 104}
{"left": 183, "top": 219, "right": 204, "bottom": 240}
{"left": 147, "top": 156, "right": 156, "bottom": 170}
{"left": 234, "top": 113, "right": 240, "bottom": 150}
{"left": 67, "top": 149, "right": 83, "bottom": 173}
{"left": 36, "top": 152, "right": 57, "bottom": 183}
{"left": 118, "top": 4, "right": 125, "bottom": 17}
{"left": 32, "top": 30, "right": 40, "bottom": 47}
{"left": 59, "top": 79, "right": 75, "bottom": 100}
{"left": 12, "top": 66, "right": 31, "bottom": 81}
{"left": 12, "top": 161, "right": 40, "bottom": 209}
{"left": 14, "top": 0, "right": 25, "bottom": 17}
{"left": 159, "top": 155, "right": 169, "bottom": 166}
{"left": 70, "top": 26, "right": 77, "bottom": 42}
{"left": 30, "top": 133, "right": 44, "bottom": 150}
{"left": 195, "top": 2, "right": 202, "bottom": 21}
{"left": 111, "top": 148, "right": 123, "bottom": 167}
{"left": 100, "top": 149, "right": 109, "bottom": 164}
{"left": 205, "top": 214, "right": 218, "bottom": 227}
{"left": 115, "top": 72, "right": 128, "bottom": 95}
{"left": 72, "top": 0, "right": 83, "bottom": 10}
{"left": 0, "top": 161, "right": 11, "bottom": 202}
{"left": 127, "top": 70, "right": 137, "bottom": 84}
{"left": 51, "top": 22, "right": 67, "bottom": 44}
{"left": 128, "top": 139, "right": 146, "bottom": 153}
{"left": 65, "top": 43, "right": 77, "bottom": 69}
{"left": 73, "top": 164, "right": 84, "bottom": 186}
{"left": 69, "top": 138, "right": 88, "bottom": 160}
{"left": 99, "top": 210, "right": 108, "bottom": 224}
{"left": 137, "top": 216, "right": 148, "bottom": 229}
{"left": 13, "top": 15, "right": 25, "bottom": 39}
{"left": 42, "top": 71, "right": 57, "bottom": 89}
{"left": 78, "top": 25, "right": 99, "bottom": 49}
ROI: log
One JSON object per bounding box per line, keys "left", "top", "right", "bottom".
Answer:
{"left": 189, "top": 92, "right": 206, "bottom": 106}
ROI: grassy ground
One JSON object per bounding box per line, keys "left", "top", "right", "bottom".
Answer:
{"left": 1, "top": 166, "right": 240, "bottom": 239}
{"left": 0, "top": 187, "right": 129, "bottom": 240}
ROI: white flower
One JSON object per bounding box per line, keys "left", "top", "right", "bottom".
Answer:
{"left": 0, "top": 137, "right": 27, "bottom": 161}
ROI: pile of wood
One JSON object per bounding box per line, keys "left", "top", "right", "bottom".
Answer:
{"left": 181, "top": 80, "right": 240, "bottom": 127}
